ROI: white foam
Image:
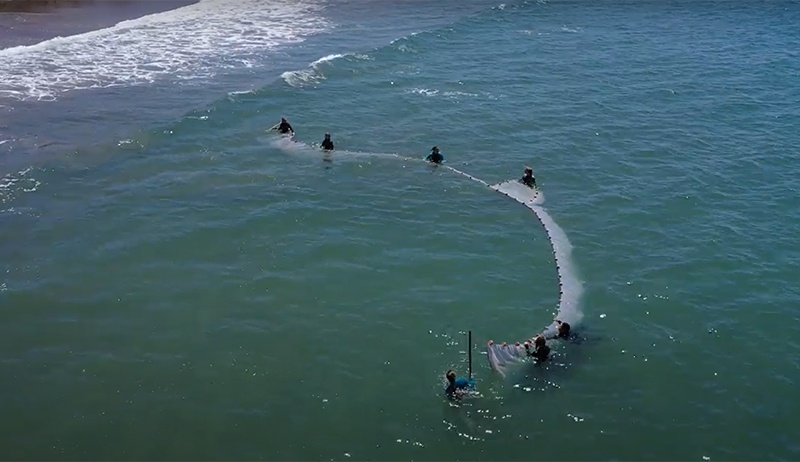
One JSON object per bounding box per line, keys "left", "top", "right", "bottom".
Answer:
{"left": 409, "top": 87, "right": 440, "bottom": 97}
{"left": 443, "top": 90, "right": 479, "bottom": 98}
{"left": 280, "top": 53, "right": 371, "bottom": 88}
{"left": 0, "top": 0, "right": 331, "bottom": 101}
{"left": 268, "top": 135, "right": 410, "bottom": 162}
{"left": 281, "top": 53, "right": 344, "bottom": 87}
{"left": 0, "top": 167, "right": 39, "bottom": 204}
{"left": 406, "top": 88, "right": 483, "bottom": 100}
{"left": 267, "top": 134, "right": 304, "bottom": 154}
{"left": 389, "top": 31, "right": 421, "bottom": 45}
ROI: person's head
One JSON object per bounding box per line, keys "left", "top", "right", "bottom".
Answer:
{"left": 281, "top": 117, "right": 287, "bottom": 123}
{"left": 524, "top": 166, "right": 533, "bottom": 176}
{"left": 557, "top": 320, "right": 571, "bottom": 337}
{"left": 324, "top": 133, "right": 331, "bottom": 140}
{"left": 534, "top": 335, "right": 546, "bottom": 347}
{"left": 445, "top": 369, "right": 456, "bottom": 383}
{"left": 432, "top": 146, "right": 439, "bottom": 153}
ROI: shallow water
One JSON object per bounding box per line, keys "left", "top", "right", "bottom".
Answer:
{"left": 1, "top": 0, "right": 800, "bottom": 459}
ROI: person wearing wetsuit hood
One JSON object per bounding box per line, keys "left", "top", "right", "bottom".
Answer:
{"left": 445, "top": 369, "right": 472, "bottom": 400}
{"left": 271, "top": 117, "right": 294, "bottom": 135}
{"left": 524, "top": 335, "right": 550, "bottom": 362}
{"left": 555, "top": 319, "right": 571, "bottom": 339}
{"left": 546, "top": 318, "right": 586, "bottom": 343}
{"left": 520, "top": 166, "right": 536, "bottom": 188}
{"left": 426, "top": 146, "right": 444, "bottom": 164}
{"left": 320, "top": 133, "right": 334, "bottom": 151}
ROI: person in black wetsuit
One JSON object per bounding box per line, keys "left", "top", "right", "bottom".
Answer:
{"left": 426, "top": 146, "right": 443, "bottom": 164}
{"left": 320, "top": 133, "right": 334, "bottom": 151}
{"left": 520, "top": 166, "right": 536, "bottom": 188}
{"left": 555, "top": 319, "right": 571, "bottom": 339}
{"left": 270, "top": 117, "right": 294, "bottom": 135}
{"left": 545, "top": 318, "right": 587, "bottom": 343}
{"left": 525, "top": 335, "right": 550, "bottom": 362}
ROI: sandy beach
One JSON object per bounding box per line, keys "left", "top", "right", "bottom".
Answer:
{"left": 0, "top": 0, "right": 87, "bottom": 13}
{"left": 0, "top": 0, "right": 198, "bottom": 48}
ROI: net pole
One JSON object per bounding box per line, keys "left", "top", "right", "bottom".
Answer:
{"left": 468, "top": 330, "right": 472, "bottom": 378}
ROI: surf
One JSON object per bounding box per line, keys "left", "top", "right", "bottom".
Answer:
{"left": 0, "top": 0, "right": 331, "bottom": 101}
{"left": 280, "top": 53, "right": 374, "bottom": 89}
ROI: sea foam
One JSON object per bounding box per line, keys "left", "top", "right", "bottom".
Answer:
{"left": 0, "top": 0, "right": 331, "bottom": 101}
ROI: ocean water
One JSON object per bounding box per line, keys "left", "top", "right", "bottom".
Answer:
{"left": 2, "top": 0, "right": 800, "bottom": 459}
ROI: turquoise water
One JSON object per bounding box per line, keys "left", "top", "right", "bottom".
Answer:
{"left": 2, "top": 0, "right": 800, "bottom": 460}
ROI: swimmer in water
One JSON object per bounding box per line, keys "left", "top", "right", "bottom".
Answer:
{"left": 320, "top": 133, "right": 334, "bottom": 151}
{"left": 546, "top": 318, "right": 587, "bottom": 343}
{"left": 524, "top": 335, "right": 550, "bottom": 362}
{"left": 520, "top": 166, "right": 536, "bottom": 188}
{"left": 555, "top": 319, "right": 571, "bottom": 339}
{"left": 270, "top": 117, "right": 294, "bottom": 135}
{"left": 425, "top": 146, "right": 444, "bottom": 164}
{"left": 445, "top": 369, "right": 471, "bottom": 400}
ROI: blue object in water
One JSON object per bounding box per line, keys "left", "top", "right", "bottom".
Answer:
{"left": 446, "top": 376, "right": 476, "bottom": 399}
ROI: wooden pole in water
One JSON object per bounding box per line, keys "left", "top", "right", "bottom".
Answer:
{"left": 468, "top": 330, "right": 472, "bottom": 379}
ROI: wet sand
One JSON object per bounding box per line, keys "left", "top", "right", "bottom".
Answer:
{"left": 0, "top": 0, "right": 198, "bottom": 49}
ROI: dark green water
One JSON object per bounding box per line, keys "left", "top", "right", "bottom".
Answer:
{"left": 1, "top": 0, "right": 799, "bottom": 459}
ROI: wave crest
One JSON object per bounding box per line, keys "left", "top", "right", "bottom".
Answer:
{"left": 280, "top": 52, "right": 372, "bottom": 88}
{"left": 0, "top": 0, "right": 331, "bottom": 101}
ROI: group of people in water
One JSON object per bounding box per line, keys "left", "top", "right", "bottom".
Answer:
{"left": 270, "top": 117, "right": 335, "bottom": 151}
{"left": 524, "top": 319, "right": 571, "bottom": 362}
{"left": 270, "top": 117, "right": 538, "bottom": 190}
{"left": 445, "top": 320, "right": 571, "bottom": 400}
{"left": 272, "top": 116, "right": 551, "bottom": 400}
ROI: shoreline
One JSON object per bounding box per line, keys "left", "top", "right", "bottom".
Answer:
{"left": 0, "top": 0, "right": 199, "bottom": 49}
{"left": 0, "top": 0, "right": 85, "bottom": 13}
{"left": 0, "top": 0, "right": 195, "bottom": 13}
